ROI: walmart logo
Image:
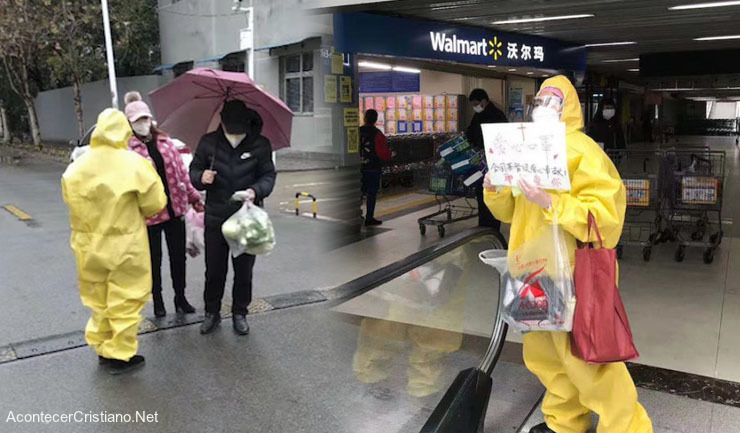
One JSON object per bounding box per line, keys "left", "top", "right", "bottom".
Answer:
{"left": 489, "top": 37, "right": 503, "bottom": 60}
{"left": 430, "top": 32, "right": 495, "bottom": 58}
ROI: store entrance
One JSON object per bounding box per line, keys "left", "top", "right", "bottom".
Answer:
{"left": 356, "top": 55, "right": 552, "bottom": 219}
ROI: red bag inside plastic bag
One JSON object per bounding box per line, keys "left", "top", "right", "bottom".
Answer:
{"left": 571, "top": 213, "right": 639, "bottom": 364}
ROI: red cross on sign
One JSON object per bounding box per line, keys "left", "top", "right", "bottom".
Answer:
{"left": 517, "top": 123, "right": 527, "bottom": 141}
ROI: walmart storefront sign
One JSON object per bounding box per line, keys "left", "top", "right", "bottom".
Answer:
{"left": 334, "top": 13, "right": 585, "bottom": 72}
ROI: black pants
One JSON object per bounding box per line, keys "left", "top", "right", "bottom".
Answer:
{"left": 147, "top": 217, "right": 187, "bottom": 299}
{"left": 361, "top": 170, "right": 382, "bottom": 220}
{"left": 204, "top": 226, "right": 256, "bottom": 315}
{"left": 475, "top": 184, "right": 501, "bottom": 230}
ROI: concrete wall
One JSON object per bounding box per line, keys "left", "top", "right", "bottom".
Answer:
{"left": 35, "top": 75, "right": 167, "bottom": 143}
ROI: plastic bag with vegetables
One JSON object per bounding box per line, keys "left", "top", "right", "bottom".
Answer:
{"left": 221, "top": 197, "right": 276, "bottom": 257}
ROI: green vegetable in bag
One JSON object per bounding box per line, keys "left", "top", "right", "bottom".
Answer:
{"left": 221, "top": 199, "right": 276, "bottom": 257}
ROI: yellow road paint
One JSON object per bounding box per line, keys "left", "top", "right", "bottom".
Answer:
{"left": 375, "top": 196, "right": 437, "bottom": 218}
{"left": 3, "top": 204, "right": 33, "bottom": 221}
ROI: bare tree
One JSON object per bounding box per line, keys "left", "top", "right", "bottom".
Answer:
{"left": 0, "top": 0, "right": 46, "bottom": 148}
{"left": 45, "top": 0, "right": 106, "bottom": 137}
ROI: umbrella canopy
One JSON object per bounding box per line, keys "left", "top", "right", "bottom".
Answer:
{"left": 149, "top": 68, "right": 293, "bottom": 151}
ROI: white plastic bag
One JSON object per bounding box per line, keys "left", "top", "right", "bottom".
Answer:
{"left": 185, "top": 208, "right": 205, "bottom": 258}
{"left": 221, "top": 200, "right": 276, "bottom": 257}
{"left": 479, "top": 216, "right": 575, "bottom": 333}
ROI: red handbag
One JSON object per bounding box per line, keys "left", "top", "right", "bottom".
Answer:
{"left": 571, "top": 213, "right": 639, "bottom": 364}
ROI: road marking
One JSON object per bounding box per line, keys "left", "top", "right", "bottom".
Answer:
{"left": 3, "top": 204, "right": 32, "bottom": 221}
{"left": 280, "top": 198, "right": 344, "bottom": 205}
{"left": 374, "top": 196, "right": 438, "bottom": 218}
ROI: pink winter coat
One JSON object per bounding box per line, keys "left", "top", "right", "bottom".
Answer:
{"left": 129, "top": 134, "right": 201, "bottom": 226}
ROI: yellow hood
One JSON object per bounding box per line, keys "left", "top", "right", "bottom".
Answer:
{"left": 90, "top": 108, "right": 132, "bottom": 149}
{"left": 538, "top": 75, "right": 583, "bottom": 134}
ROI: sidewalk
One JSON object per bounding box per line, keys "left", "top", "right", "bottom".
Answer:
{"left": 0, "top": 156, "right": 355, "bottom": 348}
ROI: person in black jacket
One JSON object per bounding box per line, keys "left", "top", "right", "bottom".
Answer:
{"left": 190, "top": 100, "right": 276, "bottom": 335}
{"left": 466, "top": 89, "right": 507, "bottom": 230}
{"left": 587, "top": 98, "right": 625, "bottom": 151}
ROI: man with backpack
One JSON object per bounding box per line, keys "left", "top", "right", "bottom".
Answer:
{"left": 359, "top": 109, "right": 393, "bottom": 226}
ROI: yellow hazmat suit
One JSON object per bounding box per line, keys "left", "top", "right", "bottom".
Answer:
{"left": 484, "top": 76, "right": 652, "bottom": 433}
{"left": 62, "top": 109, "right": 166, "bottom": 361}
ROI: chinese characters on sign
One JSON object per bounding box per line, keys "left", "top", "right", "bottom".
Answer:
{"left": 343, "top": 108, "right": 359, "bottom": 127}
{"left": 347, "top": 127, "right": 359, "bottom": 153}
{"left": 339, "top": 76, "right": 352, "bottom": 103}
{"left": 481, "top": 122, "right": 570, "bottom": 191}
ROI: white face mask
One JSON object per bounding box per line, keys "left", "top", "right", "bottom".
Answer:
{"left": 132, "top": 118, "right": 152, "bottom": 137}
{"left": 602, "top": 109, "right": 616, "bottom": 120}
{"left": 473, "top": 102, "right": 485, "bottom": 113}
{"left": 224, "top": 132, "right": 247, "bottom": 147}
{"left": 531, "top": 106, "right": 560, "bottom": 123}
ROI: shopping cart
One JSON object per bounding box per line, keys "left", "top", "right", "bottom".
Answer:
{"left": 662, "top": 149, "right": 725, "bottom": 263}
{"left": 608, "top": 150, "right": 663, "bottom": 261}
{"left": 418, "top": 163, "right": 478, "bottom": 237}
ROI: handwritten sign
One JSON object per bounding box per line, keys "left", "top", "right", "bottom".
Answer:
{"left": 481, "top": 122, "right": 570, "bottom": 191}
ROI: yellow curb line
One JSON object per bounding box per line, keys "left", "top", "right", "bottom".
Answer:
{"left": 375, "top": 196, "right": 438, "bottom": 218}
{"left": 3, "top": 204, "right": 33, "bottom": 221}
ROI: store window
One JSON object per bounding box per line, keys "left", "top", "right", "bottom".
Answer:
{"left": 281, "top": 52, "right": 314, "bottom": 114}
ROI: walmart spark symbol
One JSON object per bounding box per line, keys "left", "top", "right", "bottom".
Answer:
{"left": 489, "top": 37, "right": 503, "bottom": 60}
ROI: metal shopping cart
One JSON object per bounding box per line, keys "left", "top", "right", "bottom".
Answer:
{"left": 662, "top": 149, "right": 725, "bottom": 263}
{"left": 608, "top": 150, "right": 664, "bottom": 261}
{"left": 418, "top": 163, "right": 478, "bottom": 237}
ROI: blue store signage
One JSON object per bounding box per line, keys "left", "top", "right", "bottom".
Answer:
{"left": 334, "top": 13, "right": 587, "bottom": 72}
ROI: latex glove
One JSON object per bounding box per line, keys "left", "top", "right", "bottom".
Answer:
{"left": 192, "top": 201, "right": 205, "bottom": 213}
{"left": 482, "top": 172, "right": 497, "bottom": 192}
{"left": 517, "top": 179, "right": 552, "bottom": 210}
{"left": 232, "top": 189, "right": 256, "bottom": 202}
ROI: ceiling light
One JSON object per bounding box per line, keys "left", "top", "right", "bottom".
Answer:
{"left": 527, "top": 72, "right": 534, "bottom": 75}
{"left": 602, "top": 58, "right": 640, "bottom": 63}
{"left": 543, "top": 74, "right": 550, "bottom": 77}
{"left": 694, "top": 35, "right": 740, "bottom": 41}
{"left": 669, "top": 1, "right": 740, "bottom": 10}
{"left": 392, "top": 66, "right": 421, "bottom": 73}
{"left": 358, "top": 61, "right": 391, "bottom": 70}
{"left": 628, "top": 69, "right": 640, "bottom": 72}
{"left": 492, "top": 14, "right": 594, "bottom": 25}
{"left": 584, "top": 41, "right": 637, "bottom": 47}
{"left": 508, "top": 68, "right": 517, "bottom": 72}
{"left": 488, "top": 65, "right": 497, "bottom": 68}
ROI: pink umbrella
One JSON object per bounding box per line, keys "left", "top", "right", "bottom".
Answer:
{"left": 149, "top": 68, "right": 293, "bottom": 151}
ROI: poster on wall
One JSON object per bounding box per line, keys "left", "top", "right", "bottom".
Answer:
{"left": 332, "top": 54, "right": 344, "bottom": 74}
{"left": 344, "top": 108, "right": 359, "bottom": 127}
{"left": 508, "top": 87, "right": 524, "bottom": 122}
{"left": 325, "top": 75, "right": 338, "bottom": 103}
{"left": 347, "top": 127, "right": 359, "bottom": 153}
{"left": 481, "top": 122, "right": 571, "bottom": 191}
{"left": 340, "top": 76, "right": 352, "bottom": 103}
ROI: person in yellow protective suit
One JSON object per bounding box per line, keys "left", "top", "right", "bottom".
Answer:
{"left": 483, "top": 76, "right": 653, "bottom": 433}
{"left": 62, "top": 108, "right": 166, "bottom": 375}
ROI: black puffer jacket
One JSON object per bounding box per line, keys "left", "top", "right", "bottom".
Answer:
{"left": 190, "top": 109, "right": 277, "bottom": 228}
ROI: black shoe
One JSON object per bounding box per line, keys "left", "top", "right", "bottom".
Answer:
{"left": 529, "top": 423, "right": 556, "bottom": 433}
{"left": 200, "top": 312, "right": 221, "bottom": 334}
{"left": 232, "top": 314, "right": 250, "bottom": 335}
{"left": 365, "top": 218, "right": 383, "bottom": 227}
{"left": 174, "top": 296, "right": 196, "bottom": 314}
{"left": 153, "top": 292, "right": 166, "bottom": 317}
{"left": 98, "top": 355, "right": 110, "bottom": 365}
{"left": 105, "top": 355, "right": 145, "bottom": 375}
